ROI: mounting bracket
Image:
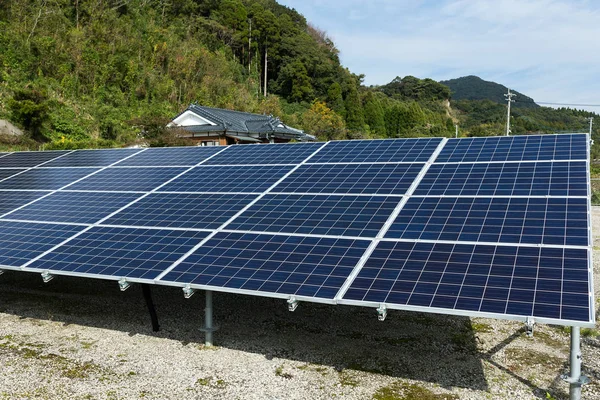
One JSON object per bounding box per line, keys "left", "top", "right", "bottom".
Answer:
{"left": 287, "top": 297, "right": 299, "bottom": 312}
{"left": 525, "top": 316, "right": 535, "bottom": 337}
{"left": 118, "top": 278, "right": 131, "bottom": 292}
{"left": 182, "top": 284, "right": 195, "bottom": 299}
{"left": 561, "top": 374, "right": 590, "bottom": 386}
{"left": 41, "top": 271, "right": 54, "bottom": 283}
{"left": 377, "top": 304, "right": 387, "bottom": 321}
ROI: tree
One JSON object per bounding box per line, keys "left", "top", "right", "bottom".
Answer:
{"left": 343, "top": 82, "right": 364, "bottom": 131}
{"left": 8, "top": 86, "right": 50, "bottom": 141}
{"left": 302, "top": 100, "right": 346, "bottom": 141}
{"left": 326, "top": 82, "right": 345, "bottom": 117}
{"left": 363, "top": 91, "right": 386, "bottom": 137}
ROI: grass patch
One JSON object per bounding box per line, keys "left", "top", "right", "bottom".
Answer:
{"left": 338, "top": 370, "right": 360, "bottom": 387}
{"left": 373, "top": 382, "right": 458, "bottom": 400}
{"left": 505, "top": 348, "right": 563, "bottom": 371}
{"left": 275, "top": 364, "right": 293, "bottom": 379}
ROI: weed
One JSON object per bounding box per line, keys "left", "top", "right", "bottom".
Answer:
{"left": 373, "top": 382, "right": 458, "bottom": 400}
{"left": 275, "top": 364, "right": 293, "bottom": 379}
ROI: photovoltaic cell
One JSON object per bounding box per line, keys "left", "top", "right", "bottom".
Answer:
{"left": 0, "top": 221, "right": 85, "bottom": 267}
{"left": 116, "top": 146, "right": 224, "bottom": 167}
{"left": 414, "top": 161, "right": 587, "bottom": 197}
{"left": 158, "top": 165, "right": 293, "bottom": 193}
{"left": 103, "top": 193, "right": 257, "bottom": 229}
{"left": 0, "top": 168, "right": 99, "bottom": 190}
{"left": 42, "top": 148, "right": 142, "bottom": 167}
{"left": 272, "top": 163, "right": 423, "bottom": 195}
{"left": 0, "top": 191, "right": 51, "bottom": 215}
{"left": 228, "top": 194, "right": 401, "bottom": 237}
{"left": 386, "top": 197, "right": 589, "bottom": 246}
{"left": 0, "top": 169, "right": 25, "bottom": 181}
{"left": 67, "top": 167, "right": 188, "bottom": 192}
{"left": 436, "top": 134, "right": 588, "bottom": 163}
{"left": 27, "top": 226, "right": 209, "bottom": 280}
{"left": 5, "top": 191, "right": 143, "bottom": 224}
{"left": 0, "top": 151, "right": 70, "bottom": 168}
{"left": 160, "top": 232, "right": 371, "bottom": 299}
{"left": 343, "top": 241, "right": 591, "bottom": 322}
{"left": 307, "top": 138, "right": 442, "bottom": 163}
{"left": 205, "top": 142, "right": 324, "bottom": 165}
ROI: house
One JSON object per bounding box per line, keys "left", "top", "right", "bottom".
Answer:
{"left": 168, "top": 104, "right": 315, "bottom": 145}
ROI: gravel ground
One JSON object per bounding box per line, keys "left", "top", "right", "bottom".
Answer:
{"left": 1, "top": 211, "right": 600, "bottom": 400}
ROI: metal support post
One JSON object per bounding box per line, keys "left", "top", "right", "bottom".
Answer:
{"left": 562, "top": 326, "right": 589, "bottom": 400}
{"left": 205, "top": 290, "right": 213, "bottom": 347}
{"left": 141, "top": 284, "right": 160, "bottom": 332}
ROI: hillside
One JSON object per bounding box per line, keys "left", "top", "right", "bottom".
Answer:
{"left": 441, "top": 75, "right": 539, "bottom": 108}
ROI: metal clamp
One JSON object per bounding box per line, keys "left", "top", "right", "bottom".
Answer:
{"left": 41, "top": 271, "right": 54, "bottom": 283}
{"left": 287, "top": 297, "right": 299, "bottom": 312}
{"left": 525, "top": 316, "right": 535, "bottom": 337}
{"left": 377, "top": 304, "right": 387, "bottom": 321}
{"left": 561, "top": 374, "right": 590, "bottom": 386}
{"left": 182, "top": 284, "right": 195, "bottom": 299}
{"left": 118, "top": 278, "right": 131, "bottom": 292}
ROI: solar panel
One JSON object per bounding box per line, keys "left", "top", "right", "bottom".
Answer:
{"left": 271, "top": 163, "right": 423, "bottom": 195}
{"left": 158, "top": 165, "right": 294, "bottom": 193}
{"left": 0, "top": 191, "right": 51, "bottom": 215}
{"left": 42, "top": 148, "right": 141, "bottom": 167}
{"left": 0, "top": 151, "right": 70, "bottom": 168}
{"left": 27, "top": 227, "right": 210, "bottom": 280}
{"left": 205, "top": 142, "right": 324, "bottom": 165}
{"left": 159, "top": 232, "right": 371, "bottom": 299}
{"left": 66, "top": 167, "right": 188, "bottom": 192}
{"left": 0, "top": 168, "right": 99, "bottom": 190}
{"left": 341, "top": 241, "right": 591, "bottom": 322}
{"left": 307, "top": 138, "right": 442, "bottom": 163}
{"left": 436, "top": 134, "right": 588, "bottom": 163}
{"left": 227, "top": 194, "right": 401, "bottom": 237}
{"left": 0, "top": 169, "right": 25, "bottom": 182}
{"left": 115, "top": 146, "right": 224, "bottom": 167}
{"left": 414, "top": 161, "right": 587, "bottom": 197}
{"left": 103, "top": 193, "right": 257, "bottom": 229}
{"left": 0, "top": 221, "right": 85, "bottom": 267}
{"left": 386, "top": 197, "right": 589, "bottom": 246}
{"left": 4, "top": 191, "right": 143, "bottom": 224}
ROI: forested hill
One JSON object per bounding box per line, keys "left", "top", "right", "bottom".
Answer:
{"left": 0, "top": 0, "right": 597, "bottom": 153}
{"left": 440, "top": 76, "right": 539, "bottom": 108}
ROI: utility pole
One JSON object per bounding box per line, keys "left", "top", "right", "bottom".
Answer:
{"left": 263, "top": 46, "right": 268, "bottom": 97}
{"left": 589, "top": 117, "right": 594, "bottom": 135}
{"left": 455, "top": 124, "right": 459, "bottom": 138}
{"left": 504, "top": 89, "right": 516, "bottom": 136}
{"left": 248, "top": 19, "right": 252, "bottom": 73}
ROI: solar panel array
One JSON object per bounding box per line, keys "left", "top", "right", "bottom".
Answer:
{"left": 0, "top": 134, "right": 593, "bottom": 327}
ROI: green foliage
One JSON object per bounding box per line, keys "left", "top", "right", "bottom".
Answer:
{"left": 380, "top": 76, "right": 451, "bottom": 102}
{"left": 326, "top": 82, "right": 345, "bottom": 117}
{"left": 441, "top": 75, "right": 538, "bottom": 108}
{"left": 302, "top": 100, "right": 346, "bottom": 141}
{"left": 343, "top": 82, "right": 364, "bottom": 131}
{"left": 362, "top": 91, "right": 386, "bottom": 136}
{"left": 8, "top": 85, "right": 50, "bottom": 141}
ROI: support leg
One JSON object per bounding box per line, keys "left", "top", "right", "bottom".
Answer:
{"left": 569, "top": 326, "right": 582, "bottom": 400}
{"left": 141, "top": 284, "right": 160, "bottom": 332}
{"left": 205, "top": 290, "right": 213, "bottom": 346}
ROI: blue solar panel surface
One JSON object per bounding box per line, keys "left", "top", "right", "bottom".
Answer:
{"left": 159, "top": 165, "right": 293, "bottom": 193}
{"left": 103, "top": 193, "right": 257, "bottom": 229}
{"left": 67, "top": 167, "right": 188, "bottom": 192}
{"left": 307, "top": 138, "right": 442, "bottom": 163}
{"left": 160, "top": 232, "right": 371, "bottom": 299}
{"left": 414, "top": 161, "right": 587, "bottom": 197}
{"left": 436, "top": 134, "right": 588, "bottom": 163}
{"left": 0, "top": 134, "right": 591, "bottom": 326}
{"left": 0, "top": 169, "right": 25, "bottom": 181}
{"left": 116, "top": 146, "right": 224, "bottom": 167}
{"left": 43, "top": 149, "right": 141, "bottom": 167}
{"left": 0, "top": 221, "right": 85, "bottom": 267}
{"left": 0, "top": 151, "right": 70, "bottom": 168}
{"left": 342, "top": 241, "right": 591, "bottom": 322}
{"left": 0, "top": 191, "right": 50, "bottom": 215}
{"left": 271, "top": 163, "right": 423, "bottom": 195}
{"left": 28, "top": 227, "right": 209, "bottom": 280}
{"left": 205, "top": 142, "right": 324, "bottom": 165}
{"left": 4, "top": 191, "right": 143, "bottom": 224}
{"left": 228, "top": 194, "right": 400, "bottom": 237}
{"left": 0, "top": 168, "right": 99, "bottom": 190}
{"left": 386, "top": 197, "right": 589, "bottom": 246}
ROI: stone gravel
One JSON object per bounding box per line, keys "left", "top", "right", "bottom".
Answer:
{"left": 1, "top": 209, "right": 600, "bottom": 400}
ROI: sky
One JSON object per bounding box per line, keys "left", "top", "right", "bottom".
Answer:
{"left": 278, "top": 0, "right": 600, "bottom": 111}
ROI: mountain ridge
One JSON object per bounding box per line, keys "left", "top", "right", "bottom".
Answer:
{"left": 440, "top": 75, "right": 539, "bottom": 108}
